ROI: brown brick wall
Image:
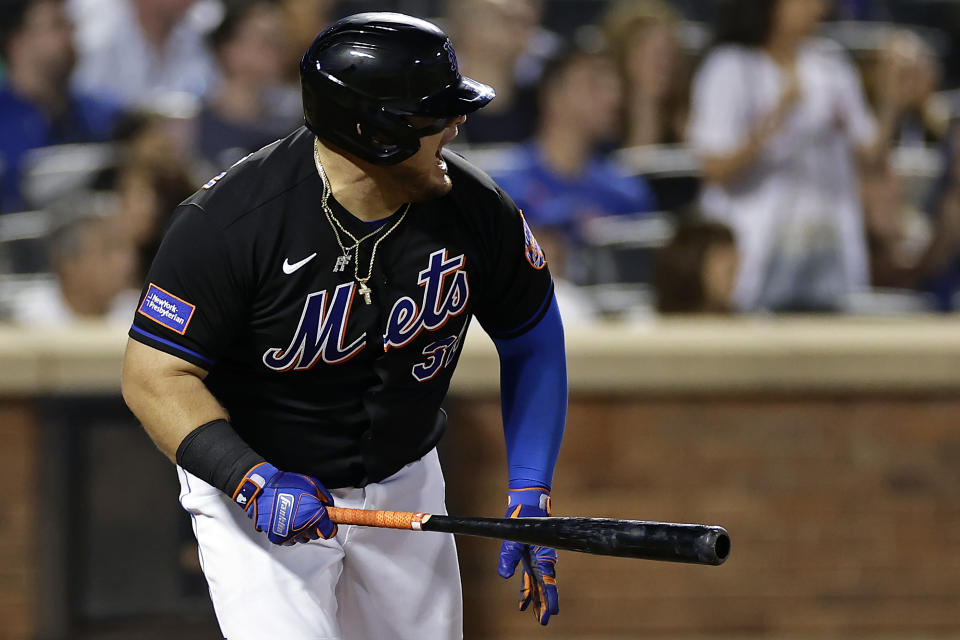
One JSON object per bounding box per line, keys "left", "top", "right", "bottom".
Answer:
{"left": 443, "top": 395, "right": 960, "bottom": 638}
{"left": 7, "top": 392, "right": 960, "bottom": 638}
{"left": 0, "top": 400, "right": 36, "bottom": 640}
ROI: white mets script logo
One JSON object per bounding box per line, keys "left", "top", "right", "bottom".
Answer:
{"left": 262, "top": 282, "right": 365, "bottom": 370}
{"left": 383, "top": 249, "right": 469, "bottom": 351}
{"left": 262, "top": 249, "right": 470, "bottom": 378}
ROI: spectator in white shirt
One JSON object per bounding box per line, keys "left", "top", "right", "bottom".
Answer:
{"left": 688, "top": 0, "right": 901, "bottom": 312}
{"left": 71, "top": 0, "right": 219, "bottom": 107}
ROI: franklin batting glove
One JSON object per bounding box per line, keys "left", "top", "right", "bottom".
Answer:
{"left": 233, "top": 462, "right": 338, "bottom": 545}
{"left": 497, "top": 487, "right": 559, "bottom": 625}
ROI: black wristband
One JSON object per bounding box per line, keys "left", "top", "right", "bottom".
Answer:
{"left": 175, "top": 419, "right": 265, "bottom": 496}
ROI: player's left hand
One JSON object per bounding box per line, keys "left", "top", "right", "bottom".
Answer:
{"left": 497, "top": 487, "right": 559, "bottom": 625}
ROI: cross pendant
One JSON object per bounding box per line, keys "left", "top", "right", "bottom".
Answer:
{"left": 358, "top": 282, "right": 372, "bottom": 305}
{"left": 333, "top": 254, "right": 351, "bottom": 272}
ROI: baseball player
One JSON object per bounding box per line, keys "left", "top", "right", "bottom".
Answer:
{"left": 121, "top": 12, "right": 567, "bottom": 640}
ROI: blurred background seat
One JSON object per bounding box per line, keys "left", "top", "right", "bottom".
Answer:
{"left": 0, "top": 208, "right": 54, "bottom": 274}
{"left": 579, "top": 211, "right": 675, "bottom": 285}
{"left": 613, "top": 144, "right": 701, "bottom": 212}
{"left": 19, "top": 143, "right": 117, "bottom": 211}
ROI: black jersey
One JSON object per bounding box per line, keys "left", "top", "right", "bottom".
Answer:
{"left": 130, "top": 127, "right": 553, "bottom": 488}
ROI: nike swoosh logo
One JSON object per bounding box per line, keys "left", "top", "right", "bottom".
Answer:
{"left": 282, "top": 253, "right": 317, "bottom": 274}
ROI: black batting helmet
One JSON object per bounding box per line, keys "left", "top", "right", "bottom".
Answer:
{"left": 300, "top": 12, "right": 495, "bottom": 165}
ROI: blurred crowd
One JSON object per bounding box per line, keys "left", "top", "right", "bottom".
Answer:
{"left": 1, "top": 0, "right": 960, "bottom": 327}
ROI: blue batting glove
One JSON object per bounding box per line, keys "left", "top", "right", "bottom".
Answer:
{"left": 232, "top": 462, "right": 337, "bottom": 545}
{"left": 497, "top": 487, "right": 559, "bottom": 625}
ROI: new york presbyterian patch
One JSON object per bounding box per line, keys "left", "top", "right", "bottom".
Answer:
{"left": 519, "top": 211, "right": 546, "bottom": 270}
{"left": 137, "top": 284, "right": 196, "bottom": 335}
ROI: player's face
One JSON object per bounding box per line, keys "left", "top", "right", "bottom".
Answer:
{"left": 387, "top": 115, "right": 467, "bottom": 202}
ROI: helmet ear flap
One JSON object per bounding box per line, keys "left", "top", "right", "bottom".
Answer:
{"left": 303, "top": 86, "right": 422, "bottom": 164}
{"left": 356, "top": 107, "right": 423, "bottom": 161}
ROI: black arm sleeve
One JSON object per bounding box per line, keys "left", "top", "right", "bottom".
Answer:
{"left": 176, "top": 419, "right": 265, "bottom": 495}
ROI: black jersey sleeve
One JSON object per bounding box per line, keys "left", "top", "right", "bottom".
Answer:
{"left": 472, "top": 186, "right": 554, "bottom": 339}
{"left": 129, "top": 203, "right": 250, "bottom": 369}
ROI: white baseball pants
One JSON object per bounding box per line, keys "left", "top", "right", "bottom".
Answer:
{"left": 177, "top": 448, "right": 463, "bottom": 640}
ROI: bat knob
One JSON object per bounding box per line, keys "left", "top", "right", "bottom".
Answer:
{"left": 699, "top": 527, "right": 731, "bottom": 565}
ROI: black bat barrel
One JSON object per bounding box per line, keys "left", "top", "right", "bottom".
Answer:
{"left": 423, "top": 516, "right": 730, "bottom": 566}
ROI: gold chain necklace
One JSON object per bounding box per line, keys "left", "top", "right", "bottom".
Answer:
{"left": 313, "top": 138, "right": 409, "bottom": 304}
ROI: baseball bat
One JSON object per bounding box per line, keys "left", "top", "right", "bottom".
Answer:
{"left": 325, "top": 507, "right": 730, "bottom": 566}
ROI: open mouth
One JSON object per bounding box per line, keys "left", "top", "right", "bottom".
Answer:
{"left": 435, "top": 145, "right": 448, "bottom": 172}
{"left": 434, "top": 123, "right": 460, "bottom": 173}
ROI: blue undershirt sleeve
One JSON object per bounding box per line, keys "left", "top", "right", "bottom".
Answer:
{"left": 491, "top": 292, "right": 567, "bottom": 490}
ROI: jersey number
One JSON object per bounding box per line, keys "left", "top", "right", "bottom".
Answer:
{"left": 411, "top": 334, "right": 461, "bottom": 382}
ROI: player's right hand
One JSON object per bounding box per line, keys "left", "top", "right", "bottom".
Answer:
{"left": 498, "top": 487, "right": 559, "bottom": 625}
{"left": 232, "top": 462, "right": 338, "bottom": 545}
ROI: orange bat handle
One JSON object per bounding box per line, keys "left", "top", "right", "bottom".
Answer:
{"left": 325, "top": 506, "right": 432, "bottom": 530}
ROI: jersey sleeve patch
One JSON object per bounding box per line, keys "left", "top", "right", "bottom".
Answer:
{"left": 137, "top": 284, "right": 197, "bottom": 335}
{"left": 520, "top": 211, "right": 546, "bottom": 270}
